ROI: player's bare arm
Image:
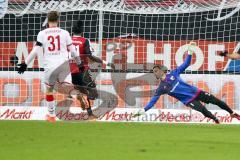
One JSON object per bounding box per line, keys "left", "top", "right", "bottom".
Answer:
{"left": 88, "top": 55, "right": 115, "bottom": 70}
{"left": 219, "top": 50, "right": 240, "bottom": 59}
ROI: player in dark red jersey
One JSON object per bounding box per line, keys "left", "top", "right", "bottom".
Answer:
{"left": 69, "top": 20, "right": 115, "bottom": 119}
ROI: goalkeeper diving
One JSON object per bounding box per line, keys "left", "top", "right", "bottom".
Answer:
{"left": 133, "top": 42, "right": 240, "bottom": 124}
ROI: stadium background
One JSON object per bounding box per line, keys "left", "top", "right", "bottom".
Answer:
{"left": 1, "top": 2, "right": 240, "bottom": 160}
{"left": 0, "top": 2, "right": 240, "bottom": 121}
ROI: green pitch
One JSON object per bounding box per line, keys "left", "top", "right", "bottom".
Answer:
{"left": 0, "top": 121, "right": 239, "bottom": 160}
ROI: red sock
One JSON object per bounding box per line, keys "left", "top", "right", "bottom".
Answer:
{"left": 46, "top": 95, "right": 54, "bottom": 102}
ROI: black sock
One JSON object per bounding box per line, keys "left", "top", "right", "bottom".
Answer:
{"left": 87, "top": 108, "right": 93, "bottom": 116}
{"left": 201, "top": 107, "right": 218, "bottom": 122}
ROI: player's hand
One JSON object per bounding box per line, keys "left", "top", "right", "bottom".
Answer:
{"left": 17, "top": 63, "right": 27, "bottom": 74}
{"left": 219, "top": 50, "right": 228, "bottom": 57}
{"left": 107, "top": 63, "right": 115, "bottom": 70}
{"left": 132, "top": 109, "right": 145, "bottom": 118}
{"left": 188, "top": 41, "right": 197, "bottom": 55}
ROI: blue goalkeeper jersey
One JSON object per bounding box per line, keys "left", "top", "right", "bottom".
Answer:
{"left": 144, "top": 54, "right": 201, "bottom": 111}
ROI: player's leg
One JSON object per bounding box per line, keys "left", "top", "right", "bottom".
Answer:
{"left": 196, "top": 91, "right": 240, "bottom": 120}
{"left": 45, "top": 85, "right": 56, "bottom": 122}
{"left": 44, "top": 81, "right": 56, "bottom": 123}
{"left": 57, "top": 61, "right": 76, "bottom": 95}
{"left": 71, "top": 71, "right": 97, "bottom": 119}
{"left": 76, "top": 93, "right": 88, "bottom": 110}
{"left": 81, "top": 70, "right": 98, "bottom": 119}
{"left": 187, "top": 100, "right": 219, "bottom": 123}
{"left": 44, "top": 67, "right": 60, "bottom": 122}
{"left": 82, "top": 70, "right": 98, "bottom": 100}
{"left": 75, "top": 93, "right": 96, "bottom": 119}
{"left": 71, "top": 73, "right": 89, "bottom": 110}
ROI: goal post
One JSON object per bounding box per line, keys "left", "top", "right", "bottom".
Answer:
{"left": 0, "top": 0, "right": 240, "bottom": 123}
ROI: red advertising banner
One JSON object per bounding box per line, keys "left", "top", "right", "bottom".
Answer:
{"left": 0, "top": 39, "right": 236, "bottom": 71}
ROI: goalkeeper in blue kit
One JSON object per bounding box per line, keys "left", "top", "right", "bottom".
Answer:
{"left": 133, "top": 42, "right": 240, "bottom": 124}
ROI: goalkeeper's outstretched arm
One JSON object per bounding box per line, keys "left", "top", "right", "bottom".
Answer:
{"left": 144, "top": 95, "right": 161, "bottom": 111}
{"left": 132, "top": 93, "right": 161, "bottom": 117}
{"left": 132, "top": 41, "right": 197, "bottom": 118}
{"left": 175, "top": 41, "right": 196, "bottom": 73}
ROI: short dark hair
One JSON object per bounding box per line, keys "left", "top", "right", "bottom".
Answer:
{"left": 153, "top": 65, "right": 168, "bottom": 72}
{"left": 47, "top": 11, "right": 59, "bottom": 22}
{"left": 72, "top": 20, "right": 84, "bottom": 34}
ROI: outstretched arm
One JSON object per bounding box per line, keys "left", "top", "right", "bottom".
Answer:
{"left": 88, "top": 55, "right": 115, "bottom": 70}
{"left": 227, "top": 52, "right": 240, "bottom": 59}
{"left": 175, "top": 42, "right": 196, "bottom": 73}
{"left": 18, "top": 41, "right": 42, "bottom": 74}
{"left": 219, "top": 43, "right": 240, "bottom": 60}
{"left": 85, "top": 39, "right": 115, "bottom": 69}
{"left": 132, "top": 87, "right": 163, "bottom": 117}
{"left": 219, "top": 51, "right": 240, "bottom": 60}
{"left": 144, "top": 94, "right": 161, "bottom": 111}
{"left": 176, "top": 54, "right": 192, "bottom": 73}
{"left": 25, "top": 31, "right": 44, "bottom": 65}
{"left": 88, "top": 55, "right": 103, "bottom": 64}
{"left": 25, "top": 44, "right": 42, "bottom": 65}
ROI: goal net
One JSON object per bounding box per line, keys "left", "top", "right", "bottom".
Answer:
{"left": 0, "top": 0, "right": 240, "bottom": 122}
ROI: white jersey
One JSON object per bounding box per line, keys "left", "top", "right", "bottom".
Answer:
{"left": 37, "top": 27, "right": 72, "bottom": 69}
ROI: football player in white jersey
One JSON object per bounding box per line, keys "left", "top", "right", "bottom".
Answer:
{"left": 17, "top": 11, "right": 81, "bottom": 123}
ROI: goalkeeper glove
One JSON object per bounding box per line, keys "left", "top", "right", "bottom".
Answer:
{"left": 188, "top": 41, "right": 197, "bottom": 55}
{"left": 219, "top": 50, "right": 228, "bottom": 57}
{"left": 17, "top": 63, "right": 27, "bottom": 74}
{"left": 132, "top": 108, "right": 146, "bottom": 118}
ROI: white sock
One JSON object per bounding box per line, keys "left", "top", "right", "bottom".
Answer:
{"left": 47, "top": 100, "right": 56, "bottom": 117}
